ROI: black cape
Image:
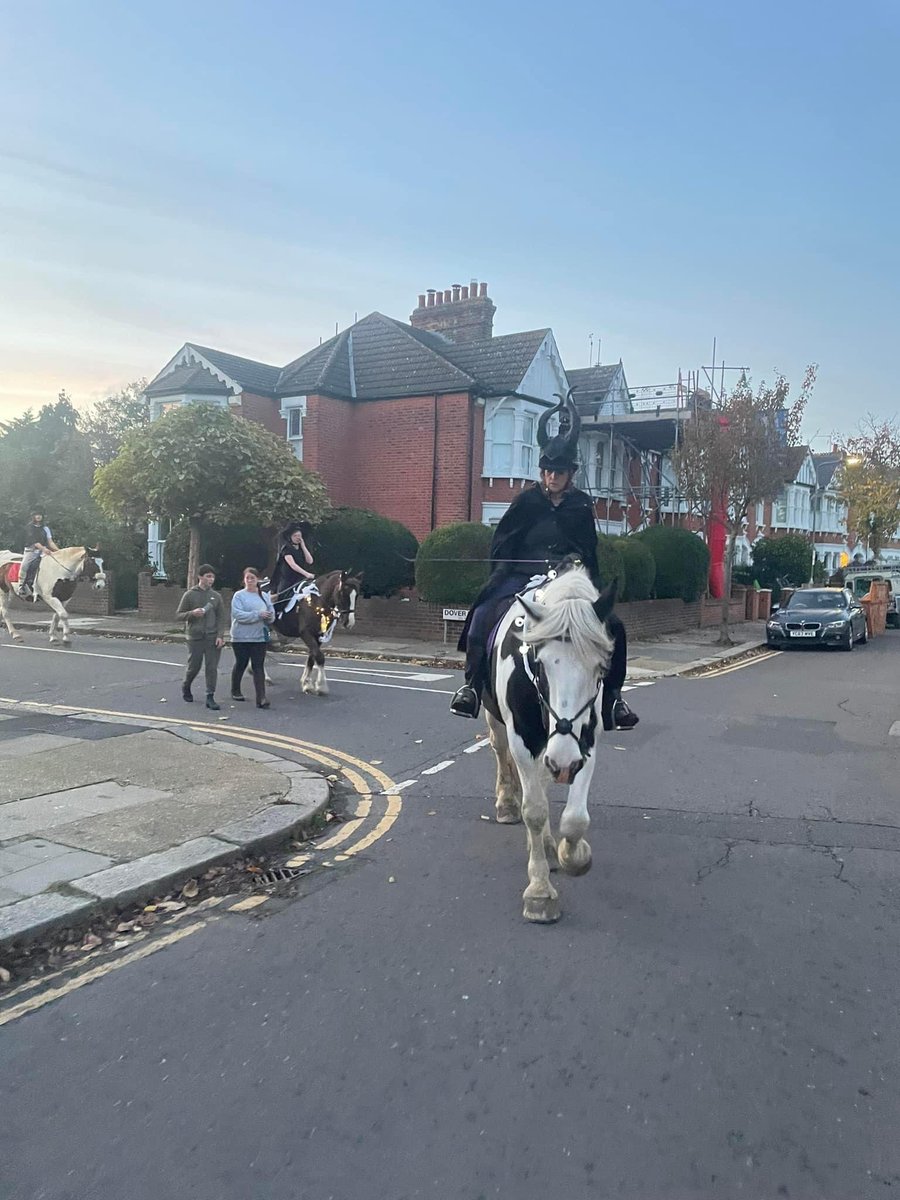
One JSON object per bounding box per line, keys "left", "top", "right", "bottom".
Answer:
{"left": 458, "top": 484, "right": 601, "bottom": 651}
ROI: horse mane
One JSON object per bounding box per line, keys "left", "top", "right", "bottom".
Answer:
{"left": 523, "top": 568, "right": 614, "bottom": 667}
{"left": 53, "top": 547, "right": 88, "bottom": 566}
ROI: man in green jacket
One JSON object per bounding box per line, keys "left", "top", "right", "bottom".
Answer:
{"left": 177, "top": 564, "right": 226, "bottom": 710}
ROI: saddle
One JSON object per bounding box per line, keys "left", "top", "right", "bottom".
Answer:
{"left": 277, "top": 579, "right": 319, "bottom": 614}
{"left": 485, "top": 575, "right": 548, "bottom": 659}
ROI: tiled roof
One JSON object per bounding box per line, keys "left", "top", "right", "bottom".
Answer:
{"left": 439, "top": 329, "right": 551, "bottom": 396}
{"left": 567, "top": 364, "right": 620, "bottom": 405}
{"left": 189, "top": 344, "right": 281, "bottom": 395}
{"left": 783, "top": 445, "right": 810, "bottom": 482}
{"left": 144, "top": 364, "right": 231, "bottom": 397}
{"left": 812, "top": 452, "right": 843, "bottom": 489}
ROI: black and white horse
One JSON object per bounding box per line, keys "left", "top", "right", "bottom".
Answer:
{"left": 483, "top": 565, "right": 616, "bottom": 923}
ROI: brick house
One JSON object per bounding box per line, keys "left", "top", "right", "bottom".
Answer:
{"left": 144, "top": 283, "right": 571, "bottom": 570}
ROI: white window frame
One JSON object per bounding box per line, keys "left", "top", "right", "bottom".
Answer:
{"left": 149, "top": 393, "right": 229, "bottom": 421}
{"left": 280, "top": 395, "right": 307, "bottom": 460}
{"left": 483, "top": 398, "right": 544, "bottom": 481}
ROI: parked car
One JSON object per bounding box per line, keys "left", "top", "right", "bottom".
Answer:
{"left": 766, "top": 587, "right": 867, "bottom": 651}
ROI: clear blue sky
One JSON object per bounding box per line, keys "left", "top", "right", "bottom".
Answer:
{"left": 1, "top": 0, "right": 897, "bottom": 443}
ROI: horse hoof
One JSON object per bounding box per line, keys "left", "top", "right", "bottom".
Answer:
{"left": 13, "top": 634, "right": 24, "bottom": 643}
{"left": 495, "top": 802, "right": 521, "bottom": 824}
{"left": 558, "top": 838, "right": 592, "bottom": 877}
{"left": 523, "top": 895, "right": 561, "bottom": 923}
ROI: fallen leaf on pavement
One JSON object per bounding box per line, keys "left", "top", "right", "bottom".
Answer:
{"left": 81, "top": 933, "right": 102, "bottom": 950}
{"left": 0, "top": 966, "right": 11, "bottom": 984}
{"left": 181, "top": 879, "right": 199, "bottom": 899}
{"left": 480, "top": 815, "right": 491, "bottom": 821}
{"left": 143, "top": 904, "right": 158, "bottom": 912}
{"left": 156, "top": 900, "right": 186, "bottom": 913}
{"left": 388, "top": 876, "right": 396, "bottom": 883}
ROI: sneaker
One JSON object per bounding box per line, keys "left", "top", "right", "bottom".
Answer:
{"left": 182, "top": 687, "right": 193, "bottom": 703}
{"left": 230, "top": 693, "right": 246, "bottom": 702}
{"left": 449, "top": 684, "right": 480, "bottom": 719}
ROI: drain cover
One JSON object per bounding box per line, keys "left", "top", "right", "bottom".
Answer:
{"left": 254, "top": 866, "right": 309, "bottom": 888}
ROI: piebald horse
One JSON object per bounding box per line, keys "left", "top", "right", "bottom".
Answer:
{"left": 0, "top": 547, "right": 107, "bottom": 645}
{"left": 267, "top": 570, "right": 362, "bottom": 696}
{"left": 483, "top": 565, "right": 615, "bottom": 923}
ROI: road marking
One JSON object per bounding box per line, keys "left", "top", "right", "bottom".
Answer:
{"left": 463, "top": 740, "right": 490, "bottom": 754}
{"left": 3, "top": 644, "right": 453, "bottom": 694}
{"left": 422, "top": 760, "right": 454, "bottom": 775}
{"left": 889, "top": 721, "right": 900, "bottom": 737}
{"left": 696, "top": 650, "right": 781, "bottom": 679}
{"left": 0, "top": 643, "right": 182, "bottom": 668}
{"left": 279, "top": 662, "right": 452, "bottom": 682}
{"left": 383, "top": 779, "right": 416, "bottom": 794}
{"left": 229, "top": 895, "right": 269, "bottom": 912}
{"left": 0, "top": 923, "right": 203, "bottom": 1028}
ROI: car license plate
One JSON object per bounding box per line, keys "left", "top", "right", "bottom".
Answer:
{"left": 790, "top": 630, "right": 816, "bottom": 638}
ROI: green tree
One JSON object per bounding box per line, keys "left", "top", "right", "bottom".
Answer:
{"left": 596, "top": 533, "right": 626, "bottom": 600}
{"left": 634, "top": 525, "right": 710, "bottom": 602}
{"left": 838, "top": 418, "right": 900, "bottom": 561}
{"left": 674, "top": 367, "right": 815, "bottom": 643}
{"left": 93, "top": 404, "right": 331, "bottom": 586}
{"left": 618, "top": 536, "right": 655, "bottom": 601}
{"left": 81, "top": 379, "right": 150, "bottom": 467}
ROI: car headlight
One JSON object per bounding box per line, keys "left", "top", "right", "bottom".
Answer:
{"left": 766, "top": 620, "right": 781, "bottom": 630}
{"left": 826, "top": 620, "right": 848, "bottom": 629}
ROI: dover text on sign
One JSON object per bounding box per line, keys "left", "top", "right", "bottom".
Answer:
{"left": 442, "top": 608, "right": 468, "bottom": 621}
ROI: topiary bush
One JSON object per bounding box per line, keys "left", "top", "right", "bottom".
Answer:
{"left": 596, "top": 533, "right": 626, "bottom": 600}
{"left": 162, "top": 520, "right": 270, "bottom": 589}
{"left": 315, "top": 508, "right": 418, "bottom": 597}
{"left": 618, "top": 536, "right": 656, "bottom": 601}
{"left": 416, "top": 522, "right": 493, "bottom": 605}
{"left": 751, "top": 534, "right": 812, "bottom": 601}
{"left": 634, "top": 525, "right": 710, "bottom": 602}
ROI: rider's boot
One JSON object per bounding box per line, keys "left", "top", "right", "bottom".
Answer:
{"left": 450, "top": 646, "right": 483, "bottom": 719}
{"left": 601, "top": 690, "right": 639, "bottom": 732}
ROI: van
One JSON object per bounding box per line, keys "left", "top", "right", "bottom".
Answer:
{"left": 843, "top": 566, "right": 900, "bottom": 628}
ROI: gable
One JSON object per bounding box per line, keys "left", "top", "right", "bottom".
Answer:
{"left": 513, "top": 332, "right": 568, "bottom": 403}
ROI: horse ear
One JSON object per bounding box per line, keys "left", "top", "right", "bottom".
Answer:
{"left": 518, "top": 596, "right": 546, "bottom": 624}
{"left": 356, "top": 570, "right": 364, "bottom": 582}
{"left": 593, "top": 580, "right": 617, "bottom": 623}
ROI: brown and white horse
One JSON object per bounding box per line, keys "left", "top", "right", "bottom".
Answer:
{"left": 268, "top": 569, "right": 361, "bottom": 695}
{"left": 0, "top": 547, "right": 107, "bottom": 645}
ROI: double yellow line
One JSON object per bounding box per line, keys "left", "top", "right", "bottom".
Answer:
{"left": 693, "top": 648, "right": 780, "bottom": 680}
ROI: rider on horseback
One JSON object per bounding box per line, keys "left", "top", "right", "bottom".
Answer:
{"left": 450, "top": 393, "right": 639, "bottom": 732}
{"left": 19, "top": 511, "right": 59, "bottom": 599}
{"left": 269, "top": 522, "right": 317, "bottom": 612}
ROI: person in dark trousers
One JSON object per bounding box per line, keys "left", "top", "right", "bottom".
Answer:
{"left": 230, "top": 566, "right": 275, "bottom": 708}
{"left": 450, "top": 391, "right": 639, "bottom": 732}
{"left": 177, "top": 564, "right": 226, "bottom": 710}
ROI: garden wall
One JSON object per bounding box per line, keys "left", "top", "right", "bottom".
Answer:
{"left": 138, "top": 574, "right": 235, "bottom": 622}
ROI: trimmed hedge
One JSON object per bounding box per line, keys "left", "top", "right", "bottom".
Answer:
{"left": 315, "top": 508, "right": 418, "bottom": 597}
{"left": 416, "top": 522, "right": 493, "bottom": 605}
{"left": 618, "top": 536, "right": 656, "bottom": 601}
{"left": 751, "top": 534, "right": 811, "bottom": 601}
{"left": 163, "top": 520, "right": 270, "bottom": 590}
{"left": 634, "top": 525, "right": 710, "bottom": 602}
{"left": 596, "top": 533, "right": 626, "bottom": 599}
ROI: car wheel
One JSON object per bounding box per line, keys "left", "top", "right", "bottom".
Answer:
{"left": 857, "top": 624, "right": 868, "bottom": 645}
{"left": 841, "top": 630, "right": 854, "bottom": 651}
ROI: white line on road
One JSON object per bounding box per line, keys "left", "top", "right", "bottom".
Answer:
{"left": 463, "top": 740, "right": 491, "bottom": 753}
{"left": 421, "top": 760, "right": 454, "bottom": 775}
{"left": 383, "top": 779, "right": 417, "bottom": 794}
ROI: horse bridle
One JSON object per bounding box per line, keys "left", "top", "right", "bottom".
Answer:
{"left": 519, "top": 640, "right": 602, "bottom": 746}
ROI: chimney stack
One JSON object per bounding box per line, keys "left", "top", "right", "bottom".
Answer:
{"left": 409, "top": 279, "right": 496, "bottom": 343}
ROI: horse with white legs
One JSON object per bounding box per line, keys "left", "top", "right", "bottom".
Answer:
{"left": 483, "top": 565, "right": 616, "bottom": 923}
{"left": 0, "top": 547, "right": 108, "bottom": 644}
{"left": 267, "top": 570, "right": 361, "bottom": 696}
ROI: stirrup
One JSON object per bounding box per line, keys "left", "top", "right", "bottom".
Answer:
{"left": 450, "top": 685, "right": 480, "bottom": 719}
{"left": 612, "top": 697, "right": 639, "bottom": 730}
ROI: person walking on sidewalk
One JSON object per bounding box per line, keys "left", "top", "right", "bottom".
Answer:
{"left": 230, "top": 567, "right": 275, "bottom": 709}
{"left": 177, "top": 564, "right": 226, "bottom": 710}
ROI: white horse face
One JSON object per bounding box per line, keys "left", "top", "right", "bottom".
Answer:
{"left": 87, "top": 555, "right": 107, "bottom": 590}
{"left": 531, "top": 638, "right": 602, "bottom": 783}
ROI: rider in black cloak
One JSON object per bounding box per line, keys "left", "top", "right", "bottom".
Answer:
{"left": 450, "top": 391, "right": 639, "bottom": 732}
{"left": 269, "top": 522, "right": 316, "bottom": 609}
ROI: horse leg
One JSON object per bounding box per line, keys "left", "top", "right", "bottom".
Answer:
{"left": 557, "top": 751, "right": 598, "bottom": 878}
{"left": 486, "top": 711, "right": 521, "bottom": 825}
{"left": 44, "top": 596, "right": 70, "bottom": 644}
{"left": 510, "top": 745, "right": 560, "bottom": 923}
{"left": 301, "top": 635, "right": 316, "bottom": 694}
{"left": 313, "top": 646, "right": 328, "bottom": 696}
{"left": 0, "top": 590, "right": 21, "bottom": 641}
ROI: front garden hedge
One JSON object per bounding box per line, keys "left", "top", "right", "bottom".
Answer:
{"left": 315, "top": 508, "right": 418, "bottom": 597}
{"left": 416, "top": 522, "right": 493, "bottom": 605}
{"left": 634, "top": 525, "right": 710, "bottom": 602}
{"left": 618, "top": 536, "right": 656, "bottom": 601}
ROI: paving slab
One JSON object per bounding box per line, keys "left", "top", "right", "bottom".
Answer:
{"left": 0, "top": 838, "right": 77, "bottom": 873}
{"left": 0, "top": 782, "right": 170, "bottom": 840}
{"left": 1, "top": 849, "right": 114, "bottom": 899}
{"left": 0, "top": 732, "right": 83, "bottom": 757}
{"left": 72, "top": 836, "right": 236, "bottom": 905}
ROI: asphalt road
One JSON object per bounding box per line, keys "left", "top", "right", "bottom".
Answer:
{"left": 1, "top": 633, "right": 899, "bottom": 1198}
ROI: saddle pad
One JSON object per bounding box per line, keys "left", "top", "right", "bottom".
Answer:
{"left": 7, "top": 562, "right": 20, "bottom": 583}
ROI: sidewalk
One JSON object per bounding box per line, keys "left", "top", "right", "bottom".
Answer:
{"left": 0, "top": 704, "right": 329, "bottom": 952}
{"left": 3, "top": 609, "right": 768, "bottom": 677}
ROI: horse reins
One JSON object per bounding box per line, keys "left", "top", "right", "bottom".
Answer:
{"left": 520, "top": 644, "right": 602, "bottom": 745}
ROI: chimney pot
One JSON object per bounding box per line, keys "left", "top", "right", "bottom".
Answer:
{"left": 470, "top": 278, "right": 478, "bottom": 295}
{"left": 435, "top": 291, "right": 444, "bottom": 305}
{"left": 461, "top": 285, "right": 469, "bottom": 300}
{"left": 452, "top": 284, "right": 461, "bottom": 301}
{"left": 479, "top": 281, "right": 488, "bottom": 298}
{"left": 417, "top": 293, "right": 426, "bottom": 308}
{"left": 443, "top": 289, "right": 452, "bottom": 304}
{"left": 426, "top": 289, "right": 436, "bottom": 307}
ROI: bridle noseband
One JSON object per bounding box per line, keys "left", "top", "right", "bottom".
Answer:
{"left": 519, "top": 640, "right": 601, "bottom": 747}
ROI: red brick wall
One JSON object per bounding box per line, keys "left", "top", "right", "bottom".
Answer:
{"left": 138, "top": 574, "right": 234, "bottom": 622}
{"left": 303, "top": 394, "right": 357, "bottom": 507}
{"left": 238, "top": 392, "right": 284, "bottom": 437}
{"left": 699, "top": 596, "right": 747, "bottom": 627}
